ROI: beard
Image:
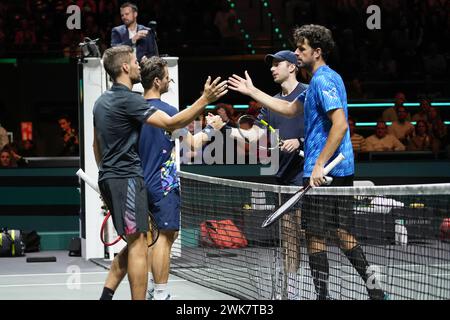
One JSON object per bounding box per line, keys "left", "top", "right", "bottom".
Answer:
{"left": 131, "top": 73, "right": 141, "bottom": 85}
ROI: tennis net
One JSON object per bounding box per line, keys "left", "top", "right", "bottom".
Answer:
{"left": 172, "top": 171, "right": 450, "bottom": 300}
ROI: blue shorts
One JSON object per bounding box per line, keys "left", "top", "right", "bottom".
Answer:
{"left": 149, "top": 188, "right": 180, "bottom": 231}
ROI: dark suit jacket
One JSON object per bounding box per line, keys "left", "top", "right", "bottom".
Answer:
{"left": 111, "top": 24, "right": 157, "bottom": 61}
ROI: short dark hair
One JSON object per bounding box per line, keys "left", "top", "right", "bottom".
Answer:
{"left": 102, "top": 46, "right": 133, "bottom": 81}
{"left": 58, "top": 114, "right": 71, "bottom": 122}
{"left": 293, "top": 24, "right": 335, "bottom": 61}
{"left": 140, "top": 56, "right": 168, "bottom": 90}
{"left": 120, "top": 2, "right": 138, "bottom": 12}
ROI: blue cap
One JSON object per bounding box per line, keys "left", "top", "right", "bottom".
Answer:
{"left": 265, "top": 50, "right": 298, "bottom": 65}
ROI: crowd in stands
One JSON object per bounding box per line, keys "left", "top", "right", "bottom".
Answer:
{"left": 0, "top": 0, "right": 244, "bottom": 58}
{"left": 0, "top": 1, "right": 449, "bottom": 161}
{"left": 1, "top": 1, "right": 449, "bottom": 86}
{"left": 349, "top": 93, "right": 449, "bottom": 156}
{"left": 290, "top": 0, "right": 450, "bottom": 85}
{"left": 181, "top": 94, "right": 450, "bottom": 164}
{"left": 0, "top": 114, "right": 78, "bottom": 167}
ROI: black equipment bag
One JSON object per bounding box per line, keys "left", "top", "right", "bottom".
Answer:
{"left": 22, "top": 230, "right": 41, "bottom": 253}
{"left": 0, "top": 229, "right": 25, "bottom": 257}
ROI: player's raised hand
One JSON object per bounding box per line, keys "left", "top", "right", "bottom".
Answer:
{"left": 228, "top": 71, "right": 256, "bottom": 97}
{"left": 202, "top": 76, "right": 228, "bottom": 103}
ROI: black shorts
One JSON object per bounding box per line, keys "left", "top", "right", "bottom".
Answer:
{"left": 99, "top": 177, "right": 149, "bottom": 236}
{"left": 301, "top": 175, "right": 354, "bottom": 237}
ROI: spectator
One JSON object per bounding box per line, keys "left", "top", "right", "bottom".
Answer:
{"left": 1, "top": 144, "right": 28, "bottom": 167}
{"left": 388, "top": 105, "right": 415, "bottom": 144}
{"left": 412, "top": 99, "right": 431, "bottom": 122}
{"left": 19, "top": 139, "right": 36, "bottom": 157}
{"left": 348, "top": 117, "right": 366, "bottom": 153}
{"left": 365, "top": 121, "right": 406, "bottom": 152}
{"left": 214, "top": 103, "right": 236, "bottom": 127}
{"left": 0, "top": 122, "right": 8, "bottom": 149}
{"left": 0, "top": 150, "right": 12, "bottom": 168}
{"left": 407, "top": 120, "right": 432, "bottom": 151}
{"left": 382, "top": 100, "right": 411, "bottom": 123}
{"left": 427, "top": 107, "right": 448, "bottom": 153}
{"left": 58, "top": 115, "right": 79, "bottom": 156}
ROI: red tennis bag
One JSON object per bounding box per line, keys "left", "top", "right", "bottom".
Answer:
{"left": 200, "top": 219, "right": 248, "bottom": 248}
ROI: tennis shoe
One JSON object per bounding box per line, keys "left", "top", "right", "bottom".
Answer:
{"left": 146, "top": 287, "right": 154, "bottom": 300}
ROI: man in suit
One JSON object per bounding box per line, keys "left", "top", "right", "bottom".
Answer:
{"left": 111, "top": 2, "right": 158, "bottom": 61}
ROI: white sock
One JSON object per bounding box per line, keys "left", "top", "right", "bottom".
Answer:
{"left": 154, "top": 283, "right": 168, "bottom": 300}
{"left": 148, "top": 273, "right": 154, "bottom": 291}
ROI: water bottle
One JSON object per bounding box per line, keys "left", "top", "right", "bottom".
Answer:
{"left": 395, "top": 219, "right": 408, "bottom": 246}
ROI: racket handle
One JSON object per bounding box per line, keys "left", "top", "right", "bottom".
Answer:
{"left": 76, "top": 169, "right": 100, "bottom": 194}
{"left": 323, "top": 153, "right": 345, "bottom": 175}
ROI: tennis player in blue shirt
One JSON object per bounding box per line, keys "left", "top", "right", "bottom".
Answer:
{"left": 138, "top": 56, "right": 225, "bottom": 300}
{"left": 228, "top": 24, "right": 387, "bottom": 300}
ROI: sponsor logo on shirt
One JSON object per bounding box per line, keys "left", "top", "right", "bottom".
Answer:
{"left": 322, "top": 87, "right": 338, "bottom": 99}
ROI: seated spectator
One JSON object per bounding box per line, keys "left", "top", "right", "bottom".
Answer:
{"left": 382, "top": 100, "right": 411, "bottom": 122}
{"left": 0, "top": 150, "right": 12, "bottom": 168}
{"left": 247, "top": 100, "right": 262, "bottom": 118}
{"left": 348, "top": 117, "right": 366, "bottom": 153}
{"left": 0, "top": 121, "right": 8, "bottom": 149}
{"left": 412, "top": 99, "right": 431, "bottom": 122}
{"left": 0, "top": 145, "right": 28, "bottom": 168}
{"left": 214, "top": 103, "right": 237, "bottom": 128}
{"left": 388, "top": 105, "right": 415, "bottom": 144}
{"left": 58, "top": 115, "right": 79, "bottom": 156}
{"left": 407, "top": 120, "right": 432, "bottom": 151}
{"left": 19, "top": 139, "right": 36, "bottom": 157}
{"left": 427, "top": 107, "right": 448, "bottom": 154}
{"left": 365, "top": 121, "right": 406, "bottom": 152}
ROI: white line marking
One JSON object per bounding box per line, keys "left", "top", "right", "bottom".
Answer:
{"left": 0, "top": 271, "right": 109, "bottom": 278}
{"left": 0, "top": 278, "right": 188, "bottom": 288}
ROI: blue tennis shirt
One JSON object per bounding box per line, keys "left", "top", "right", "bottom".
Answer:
{"left": 139, "top": 99, "right": 180, "bottom": 204}
{"left": 297, "top": 65, "right": 354, "bottom": 177}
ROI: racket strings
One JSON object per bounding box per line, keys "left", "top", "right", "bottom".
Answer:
{"left": 237, "top": 115, "right": 281, "bottom": 151}
{"left": 100, "top": 210, "right": 160, "bottom": 248}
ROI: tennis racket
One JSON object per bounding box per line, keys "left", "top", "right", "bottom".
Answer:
{"left": 76, "top": 169, "right": 160, "bottom": 247}
{"left": 237, "top": 114, "right": 304, "bottom": 157}
{"left": 261, "top": 153, "right": 345, "bottom": 228}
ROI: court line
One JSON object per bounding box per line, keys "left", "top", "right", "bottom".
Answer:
{"left": 0, "top": 271, "right": 109, "bottom": 278}
{"left": 0, "top": 282, "right": 111, "bottom": 288}
{"left": 0, "top": 278, "right": 188, "bottom": 288}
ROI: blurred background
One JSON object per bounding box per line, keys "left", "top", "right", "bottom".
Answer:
{"left": 0, "top": 0, "right": 448, "bottom": 157}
